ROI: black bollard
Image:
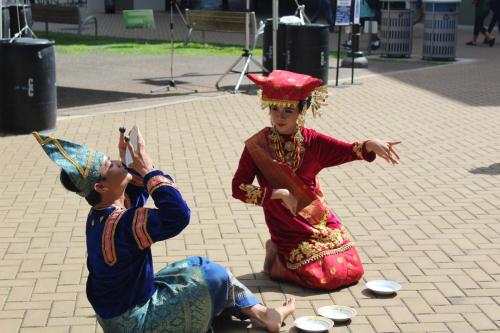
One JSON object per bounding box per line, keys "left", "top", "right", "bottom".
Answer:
{"left": 341, "top": 23, "right": 368, "bottom": 69}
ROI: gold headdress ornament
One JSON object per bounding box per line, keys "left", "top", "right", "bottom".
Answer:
{"left": 248, "top": 70, "right": 328, "bottom": 117}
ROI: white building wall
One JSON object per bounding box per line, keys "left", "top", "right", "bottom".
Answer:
{"left": 87, "top": 0, "right": 104, "bottom": 13}
{"left": 86, "top": 0, "right": 165, "bottom": 13}
{"left": 134, "top": 0, "right": 165, "bottom": 11}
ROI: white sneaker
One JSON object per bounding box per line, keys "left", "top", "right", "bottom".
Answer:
{"left": 342, "top": 40, "right": 352, "bottom": 49}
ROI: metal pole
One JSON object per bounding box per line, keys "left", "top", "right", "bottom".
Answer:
{"left": 367, "top": 19, "right": 373, "bottom": 55}
{"left": 170, "top": 0, "right": 174, "bottom": 82}
{"left": 245, "top": 0, "right": 250, "bottom": 50}
{"left": 0, "top": 2, "right": 3, "bottom": 39}
{"left": 272, "top": 0, "right": 278, "bottom": 70}
{"left": 336, "top": 27, "right": 341, "bottom": 86}
{"left": 351, "top": 25, "right": 355, "bottom": 84}
{"left": 431, "top": 2, "right": 435, "bottom": 58}
{"left": 351, "top": 0, "right": 355, "bottom": 84}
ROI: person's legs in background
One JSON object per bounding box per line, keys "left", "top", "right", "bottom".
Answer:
{"left": 468, "top": 9, "right": 495, "bottom": 46}
{"left": 487, "top": 0, "right": 500, "bottom": 34}
{"left": 325, "top": 0, "right": 336, "bottom": 32}
{"left": 310, "top": 0, "right": 336, "bottom": 32}
{"left": 311, "top": 0, "right": 326, "bottom": 23}
{"left": 221, "top": 0, "right": 229, "bottom": 10}
{"left": 414, "top": 0, "right": 424, "bottom": 24}
{"left": 371, "top": 7, "right": 381, "bottom": 49}
{"left": 343, "top": 0, "right": 380, "bottom": 50}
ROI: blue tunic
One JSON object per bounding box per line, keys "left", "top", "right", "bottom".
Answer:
{"left": 360, "top": 0, "right": 376, "bottom": 18}
{"left": 85, "top": 170, "right": 258, "bottom": 333}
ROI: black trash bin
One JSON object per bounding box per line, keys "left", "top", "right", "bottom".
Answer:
{"left": 286, "top": 23, "right": 329, "bottom": 85}
{"left": 1, "top": 5, "right": 9, "bottom": 38}
{"left": 0, "top": 38, "right": 57, "bottom": 134}
{"left": 0, "top": 40, "right": 4, "bottom": 132}
{"left": 105, "top": 0, "right": 115, "bottom": 14}
{"left": 262, "top": 18, "right": 287, "bottom": 74}
{"left": 9, "top": 4, "right": 33, "bottom": 37}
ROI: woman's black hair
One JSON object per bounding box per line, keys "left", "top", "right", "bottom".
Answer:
{"left": 60, "top": 169, "right": 102, "bottom": 206}
{"left": 298, "top": 96, "right": 312, "bottom": 113}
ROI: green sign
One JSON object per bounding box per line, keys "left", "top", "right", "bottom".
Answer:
{"left": 123, "top": 10, "right": 156, "bottom": 29}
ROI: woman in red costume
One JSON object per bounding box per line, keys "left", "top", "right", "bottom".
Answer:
{"left": 232, "top": 70, "right": 400, "bottom": 290}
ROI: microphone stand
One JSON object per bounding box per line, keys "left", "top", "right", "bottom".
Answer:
{"left": 151, "top": 0, "right": 197, "bottom": 93}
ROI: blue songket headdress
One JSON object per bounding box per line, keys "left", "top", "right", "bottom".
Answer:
{"left": 33, "top": 132, "right": 108, "bottom": 197}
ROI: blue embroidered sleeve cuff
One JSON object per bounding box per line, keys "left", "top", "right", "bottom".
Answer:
{"left": 144, "top": 170, "right": 177, "bottom": 195}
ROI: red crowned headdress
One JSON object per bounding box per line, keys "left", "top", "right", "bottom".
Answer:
{"left": 247, "top": 70, "right": 328, "bottom": 117}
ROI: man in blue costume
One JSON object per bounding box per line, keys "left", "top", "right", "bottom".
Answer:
{"left": 33, "top": 129, "right": 295, "bottom": 333}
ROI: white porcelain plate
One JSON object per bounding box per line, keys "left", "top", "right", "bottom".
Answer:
{"left": 317, "top": 305, "right": 357, "bottom": 322}
{"left": 294, "top": 316, "right": 334, "bottom": 332}
{"left": 366, "top": 280, "right": 401, "bottom": 295}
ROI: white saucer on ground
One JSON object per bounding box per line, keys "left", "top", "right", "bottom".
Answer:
{"left": 294, "top": 315, "right": 334, "bottom": 332}
{"left": 366, "top": 280, "right": 401, "bottom": 295}
{"left": 317, "top": 305, "right": 357, "bottom": 322}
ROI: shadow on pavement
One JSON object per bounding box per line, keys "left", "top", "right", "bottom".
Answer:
{"left": 469, "top": 163, "right": 500, "bottom": 175}
{"left": 57, "top": 86, "right": 196, "bottom": 109}
{"left": 361, "top": 288, "right": 398, "bottom": 299}
{"left": 235, "top": 273, "right": 365, "bottom": 299}
{"left": 387, "top": 61, "right": 500, "bottom": 107}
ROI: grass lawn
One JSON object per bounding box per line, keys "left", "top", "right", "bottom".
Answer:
{"left": 35, "top": 31, "right": 263, "bottom": 56}
{"left": 35, "top": 31, "right": 349, "bottom": 59}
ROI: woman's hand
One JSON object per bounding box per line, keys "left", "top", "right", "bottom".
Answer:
{"left": 125, "top": 132, "right": 154, "bottom": 177}
{"left": 118, "top": 127, "right": 127, "bottom": 164}
{"left": 365, "top": 140, "right": 401, "bottom": 165}
{"left": 271, "top": 189, "right": 298, "bottom": 215}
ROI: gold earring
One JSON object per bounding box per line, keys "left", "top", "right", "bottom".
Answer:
{"left": 297, "top": 113, "right": 305, "bottom": 128}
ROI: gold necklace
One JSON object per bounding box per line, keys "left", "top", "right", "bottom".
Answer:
{"left": 269, "top": 126, "right": 304, "bottom": 171}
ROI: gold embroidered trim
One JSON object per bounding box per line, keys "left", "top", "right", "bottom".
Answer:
{"left": 257, "top": 85, "right": 328, "bottom": 116}
{"left": 239, "top": 184, "right": 265, "bottom": 206}
{"left": 102, "top": 208, "right": 126, "bottom": 266}
{"left": 286, "top": 243, "right": 353, "bottom": 270}
{"left": 33, "top": 132, "right": 95, "bottom": 179}
{"left": 353, "top": 141, "right": 363, "bottom": 160}
{"left": 317, "top": 210, "right": 330, "bottom": 227}
{"left": 147, "top": 175, "right": 178, "bottom": 195}
{"left": 288, "top": 225, "right": 351, "bottom": 264}
{"left": 132, "top": 208, "right": 153, "bottom": 250}
{"left": 151, "top": 183, "right": 177, "bottom": 194}
{"left": 33, "top": 132, "right": 52, "bottom": 145}
{"left": 83, "top": 151, "right": 94, "bottom": 178}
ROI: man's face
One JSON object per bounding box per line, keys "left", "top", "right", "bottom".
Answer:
{"left": 95, "top": 158, "right": 132, "bottom": 197}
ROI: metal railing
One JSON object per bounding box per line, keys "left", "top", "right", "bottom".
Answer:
{"left": 30, "top": 0, "right": 87, "bottom": 7}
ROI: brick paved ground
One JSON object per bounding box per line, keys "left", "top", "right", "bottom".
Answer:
{"left": 1, "top": 13, "right": 500, "bottom": 333}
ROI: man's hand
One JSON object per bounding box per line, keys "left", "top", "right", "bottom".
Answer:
{"left": 125, "top": 132, "right": 154, "bottom": 177}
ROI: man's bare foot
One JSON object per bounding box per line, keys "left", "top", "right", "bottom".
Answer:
{"left": 241, "top": 298, "right": 296, "bottom": 333}
{"left": 263, "top": 239, "right": 278, "bottom": 274}
{"left": 260, "top": 297, "right": 296, "bottom": 333}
